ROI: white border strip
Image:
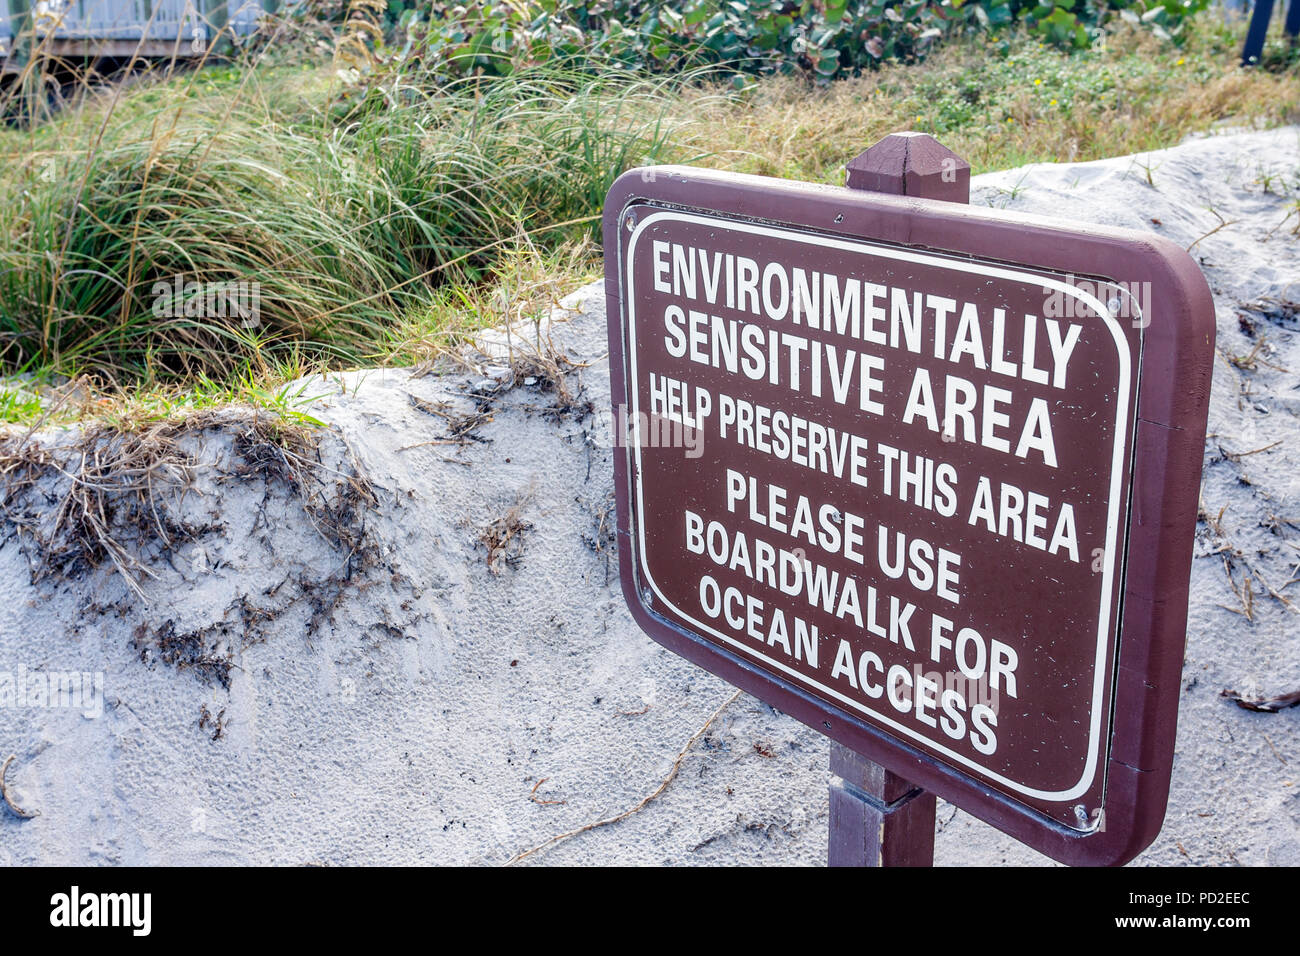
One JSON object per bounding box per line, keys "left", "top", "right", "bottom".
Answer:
{"left": 624, "top": 210, "right": 1133, "bottom": 804}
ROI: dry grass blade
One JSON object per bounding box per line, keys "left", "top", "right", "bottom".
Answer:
{"left": 1220, "top": 554, "right": 1256, "bottom": 621}
{"left": 1200, "top": 497, "right": 1298, "bottom": 616}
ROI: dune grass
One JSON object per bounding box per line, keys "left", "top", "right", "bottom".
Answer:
{"left": 0, "top": 14, "right": 1296, "bottom": 423}
{"left": 677, "top": 22, "right": 1300, "bottom": 185}
{"left": 0, "top": 61, "right": 695, "bottom": 384}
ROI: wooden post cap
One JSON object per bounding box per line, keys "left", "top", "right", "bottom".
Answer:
{"left": 845, "top": 131, "right": 971, "bottom": 203}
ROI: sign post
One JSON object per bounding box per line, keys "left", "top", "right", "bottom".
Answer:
{"left": 603, "top": 131, "right": 1214, "bottom": 867}
{"left": 828, "top": 132, "right": 971, "bottom": 867}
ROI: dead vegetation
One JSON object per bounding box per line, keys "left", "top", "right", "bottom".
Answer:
{"left": 1198, "top": 495, "right": 1296, "bottom": 620}
{"left": 582, "top": 491, "right": 618, "bottom": 586}
{"left": 1239, "top": 298, "right": 1300, "bottom": 335}
{"left": 1220, "top": 687, "right": 1300, "bottom": 713}
{"left": 407, "top": 393, "right": 495, "bottom": 446}
{"left": 458, "top": 342, "right": 593, "bottom": 428}
{"left": 0, "top": 417, "right": 205, "bottom": 597}
{"left": 0, "top": 408, "right": 378, "bottom": 597}
{"left": 198, "top": 704, "right": 229, "bottom": 741}
{"left": 528, "top": 778, "right": 567, "bottom": 806}
{"left": 505, "top": 348, "right": 593, "bottom": 422}
{"left": 480, "top": 488, "right": 535, "bottom": 576}
{"left": 1220, "top": 336, "right": 1288, "bottom": 373}
{"left": 1197, "top": 287, "right": 1300, "bottom": 627}
{"left": 402, "top": 338, "right": 592, "bottom": 456}
{"left": 131, "top": 619, "right": 237, "bottom": 690}
{"left": 0, "top": 407, "right": 385, "bottom": 687}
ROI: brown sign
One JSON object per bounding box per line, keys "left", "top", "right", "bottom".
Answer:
{"left": 604, "top": 165, "right": 1214, "bottom": 866}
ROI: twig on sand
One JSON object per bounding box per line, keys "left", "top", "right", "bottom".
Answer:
{"left": 1220, "top": 688, "right": 1300, "bottom": 714}
{"left": 1222, "top": 440, "right": 1283, "bottom": 462}
{"left": 1, "top": 755, "right": 38, "bottom": 820}
{"left": 1187, "top": 206, "right": 1239, "bottom": 252}
{"left": 397, "top": 438, "right": 471, "bottom": 451}
{"left": 528, "top": 778, "right": 566, "bottom": 806}
{"left": 504, "top": 689, "right": 742, "bottom": 866}
{"left": 1261, "top": 734, "right": 1288, "bottom": 765}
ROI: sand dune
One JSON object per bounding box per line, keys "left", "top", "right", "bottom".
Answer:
{"left": 2, "top": 125, "right": 1297, "bottom": 865}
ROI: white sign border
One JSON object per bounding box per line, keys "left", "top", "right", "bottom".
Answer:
{"left": 623, "top": 209, "right": 1135, "bottom": 805}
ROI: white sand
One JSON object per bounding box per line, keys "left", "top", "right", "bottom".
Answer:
{"left": 1, "top": 125, "right": 1298, "bottom": 866}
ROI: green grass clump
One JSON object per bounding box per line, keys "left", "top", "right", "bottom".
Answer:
{"left": 0, "top": 386, "right": 43, "bottom": 423}
{"left": 0, "top": 62, "right": 691, "bottom": 383}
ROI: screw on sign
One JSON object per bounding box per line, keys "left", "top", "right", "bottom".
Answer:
{"left": 602, "top": 132, "right": 1215, "bottom": 867}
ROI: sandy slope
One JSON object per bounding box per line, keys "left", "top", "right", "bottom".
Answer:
{"left": 1, "top": 126, "right": 1298, "bottom": 866}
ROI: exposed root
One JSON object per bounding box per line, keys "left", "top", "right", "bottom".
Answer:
{"left": 0, "top": 419, "right": 202, "bottom": 598}
{"left": 131, "top": 619, "right": 237, "bottom": 690}
{"left": 1, "top": 408, "right": 386, "bottom": 683}
{"left": 402, "top": 335, "right": 589, "bottom": 455}
{"left": 506, "top": 343, "right": 591, "bottom": 419}
{"left": 0, "top": 409, "right": 328, "bottom": 600}
{"left": 474, "top": 328, "right": 593, "bottom": 418}
{"left": 503, "top": 689, "right": 741, "bottom": 866}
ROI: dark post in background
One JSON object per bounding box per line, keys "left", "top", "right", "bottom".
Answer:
{"left": 1241, "top": 0, "right": 1300, "bottom": 66}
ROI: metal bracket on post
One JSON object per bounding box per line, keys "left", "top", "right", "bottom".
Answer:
{"left": 828, "top": 131, "right": 971, "bottom": 868}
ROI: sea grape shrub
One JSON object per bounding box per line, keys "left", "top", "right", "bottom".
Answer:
{"left": 343, "top": 0, "right": 1211, "bottom": 83}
